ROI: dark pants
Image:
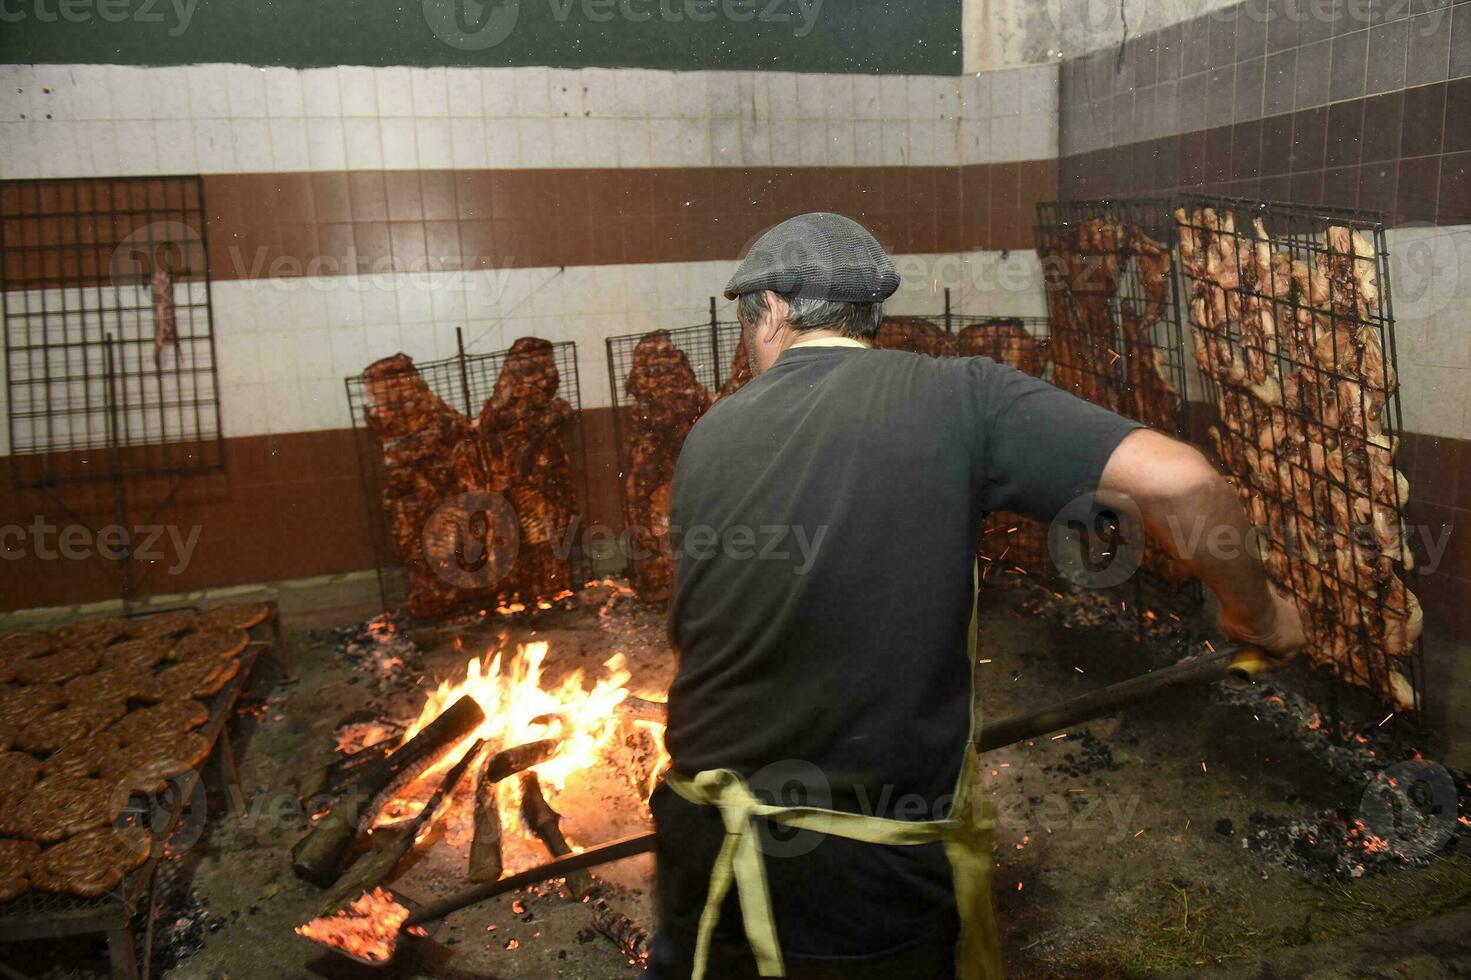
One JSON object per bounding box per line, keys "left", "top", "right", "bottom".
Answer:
{"left": 644, "top": 921, "right": 959, "bottom": 980}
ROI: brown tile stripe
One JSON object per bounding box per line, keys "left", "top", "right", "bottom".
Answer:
{"left": 1058, "top": 76, "right": 1470, "bottom": 226}
{"left": 0, "top": 162, "right": 1056, "bottom": 290}
{"left": 4, "top": 411, "right": 1467, "bottom": 645}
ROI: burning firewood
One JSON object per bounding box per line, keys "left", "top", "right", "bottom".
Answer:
{"left": 590, "top": 897, "right": 652, "bottom": 967}
{"left": 293, "top": 695, "right": 487, "bottom": 886}
{"left": 319, "top": 739, "right": 485, "bottom": 915}
{"left": 296, "top": 886, "right": 411, "bottom": 965}
{"left": 469, "top": 744, "right": 504, "bottom": 884}
{"left": 519, "top": 772, "right": 597, "bottom": 900}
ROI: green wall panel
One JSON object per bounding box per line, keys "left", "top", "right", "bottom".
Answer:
{"left": 0, "top": 0, "right": 962, "bottom": 74}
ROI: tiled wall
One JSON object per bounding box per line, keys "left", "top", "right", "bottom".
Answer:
{"left": 0, "top": 64, "right": 1057, "bottom": 177}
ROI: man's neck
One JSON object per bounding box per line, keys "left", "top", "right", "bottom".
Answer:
{"left": 786, "top": 330, "right": 869, "bottom": 351}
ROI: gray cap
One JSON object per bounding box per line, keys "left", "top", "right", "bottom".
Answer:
{"left": 723, "top": 212, "right": 900, "bottom": 303}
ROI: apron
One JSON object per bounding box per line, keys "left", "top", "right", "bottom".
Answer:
{"left": 663, "top": 563, "right": 1002, "bottom": 980}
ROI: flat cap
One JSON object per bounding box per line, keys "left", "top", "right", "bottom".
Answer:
{"left": 724, "top": 212, "right": 899, "bottom": 303}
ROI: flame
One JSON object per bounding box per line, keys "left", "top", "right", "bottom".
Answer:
{"left": 296, "top": 887, "right": 410, "bottom": 963}
{"left": 403, "top": 641, "right": 633, "bottom": 794}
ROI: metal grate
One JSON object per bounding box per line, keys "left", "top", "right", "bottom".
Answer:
{"left": 345, "top": 335, "right": 588, "bottom": 618}
{"left": 1174, "top": 195, "right": 1423, "bottom": 716}
{"left": 1, "top": 176, "right": 223, "bottom": 487}
{"left": 1036, "top": 198, "right": 1202, "bottom": 620}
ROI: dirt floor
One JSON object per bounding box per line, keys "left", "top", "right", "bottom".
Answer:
{"left": 6, "top": 579, "right": 1468, "bottom": 978}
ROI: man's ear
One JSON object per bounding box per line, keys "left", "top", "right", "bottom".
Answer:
{"left": 760, "top": 290, "right": 788, "bottom": 345}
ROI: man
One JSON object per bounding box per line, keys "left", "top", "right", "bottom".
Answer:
{"left": 647, "top": 213, "right": 1304, "bottom": 979}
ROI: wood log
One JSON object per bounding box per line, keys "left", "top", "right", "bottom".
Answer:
{"left": 483, "top": 737, "right": 559, "bottom": 783}
{"left": 590, "top": 897, "right": 651, "bottom": 966}
{"left": 319, "top": 739, "right": 484, "bottom": 914}
{"left": 617, "top": 696, "right": 668, "bottom": 725}
{"left": 519, "top": 772, "right": 598, "bottom": 900}
{"left": 469, "top": 744, "right": 504, "bottom": 884}
{"left": 292, "top": 696, "right": 486, "bottom": 886}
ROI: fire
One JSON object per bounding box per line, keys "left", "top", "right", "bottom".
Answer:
{"left": 404, "top": 641, "right": 634, "bottom": 793}
{"left": 296, "top": 887, "right": 410, "bottom": 963}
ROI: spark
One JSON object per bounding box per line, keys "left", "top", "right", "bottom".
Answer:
{"left": 1378, "top": 713, "right": 1393, "bottom": 727}
{"left": 1201, "top": 761, "right": 1208, "bottom": 773}
{"left": 1051, "top": 732, "right": 1068, "bottom": 740}
{"left": 1134, "top": 828, "right": 1146, "bottom": 838}
{"left": 1204, "top": 640, "right": 1215, "bottom": 652}
{"left": 1074, "top": 666, "right": 1085, "bottom": 673}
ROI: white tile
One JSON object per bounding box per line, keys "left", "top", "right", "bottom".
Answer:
{"left": 215, "top": 331, "right": 262, "bottom": 386}
{"left": 707, "top": 71, "right": 742, "bottom": 118}
{"left": 766, "top": 72, "right": 798, "bottom": 118}
{"left": 644, "top": 70, "right": 676, "bottom": 117}
{"left": 735, "top": 72, "right": 767, "bottom": 120}
{"left": 338, "top": 66, "right": 378, "bottom": 116}
{"left": 853, "top": 120, "right": 881, "bottom": 162}
{"left": 301, "top": 68, "right": 342, "bottom": 118}
{"left": 414, "top": 118, "right": 453, "bottom": 167}
{"left": 517, "top": 118, "right": 553, "bottom": 165}
{"left": 485, "top": 118, "right": 522, "bottom": 168}
{"left": 263, "top": 380, "right": 307, "bottom": 434}
{"left": 31, "top": 65, "right": 76, "bottom": 121}
{"left": 907, "top": 119, "right": 937, "bottom": 165}
{"left": 798, "top": 120, "right": 827, "bottom": 165}
{"left": 852, "top": 75, "right": 882, "bottom": 120}
{"left": 264, "top": 68, "right": 305, "bottom": 117}
{"left": 879, "top": 119, "right": 907, "bottom": 164}
{"left": 821, "top": 73, "right": 854, "bottom": 119}
{"left": 960, "top": 73, "right": 991, "bottom": 118}
{"left": 409, "top": 67, "right": 449, "bottom": 118}
{"left": 34, "top": 123, "right": 81, "bottom": 177}
{"left": 374, "top": 67, "right": 414, "bottom": 117}
{"left": 1013, "top": 111, "right": 1055, "bottom": 160}
{"left": 933, "top": 118, "right": 961, "bottom": 165}
{"left": 269, "top": 117, "right": 309, "bottom": 170}
{"left": 711, "top": 116, "right": 741, "bottom": 164}
{"left": 445, "top": 68, "right": 481, "bottom": 117}
{"left": 77, "top": 121, "right": 121, "bottom": 174}
{"left": 678, "top": 118, "right": 712, "bottom": 165}
{"left": 479, "top": 67, "right": 516, "bottom": 116}
{"left": 580, "top": 67, "right": 616, "bottom": 118}
{"left": 294, "top": 327, "right": 337, "bottom": 380}
{"left": 1019, "top": 64, "right": 1058, "bottom": 115}
{"left": 153, "top": 119, "right": 198, "bottom": 171}
{"left": 379, "top": 117, "right": 419, "bottom": 168}
{"left": 879, "top": 75, "right": 908, "bottom": 119}
{"left": 549, "top": 116, "right": 587, "bottom": 167}
{"left": 674, "top": 72, "right": 711, "bottom": 119}
{"left": 67, "top": 67, "right": 114, "bottom": 122}
{"left": 796, "top": 72, "right": 826, "bottom": 118}
{"left": 768, "top": 118, "right": 800, "bottom": 166}
{"left": 113, "top": 119, "right": 159, "bottom": 174}
{"left": 307, "top": 118, "right": 348, "bottom": 170}
{"left": 612, "top": 68, "right": 648, "bottom": 118}
{"left": 395, "top": 282, "right": 436, "bottom": 325}
{"left": 450, "top": 117, "right": 488, "bottom": 168}
{"left": 584, "top": 117, "right": 620, "bottom": 166}
{"left": 342, "top": 118, "right": 384, "bottom": 168}
{"left": 616, "top": 118, "right": 652, "bottom": 167}
{"left": 739, "top": 116, "right": 771, "bottom": 165}
{"left": 959, "top": 115, "right": 990, "bottom": 164}
{"left": 512, "top": 67, "right": 551, "bottom": 118}
{"left": 548, "top": 68, "right": 584, "bottom": 118}
{"left": 429, "top": 281, "right": 468, "bottom": 322}
{"left": 826, "top": 118, "right": 856, "bottom": 165}
{"left": 185, "top": 64, "right": 230, "bottom": 119}
{"left": 107, "top": 66, "right": 154, "bottom": 119}
{"left": 991, "top": 67, "right": 1024, "bottom": 117}
{"left": 220, "top": 384, "right": 267, "bottom": 438}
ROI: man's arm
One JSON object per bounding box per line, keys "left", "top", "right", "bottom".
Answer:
{"left": 1099, "top": 429, "right": 1305, "bottom": 666}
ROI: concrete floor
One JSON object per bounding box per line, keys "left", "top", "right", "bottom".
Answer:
{"left": 6, "top": 577, "right": 1468, "bottom": 978}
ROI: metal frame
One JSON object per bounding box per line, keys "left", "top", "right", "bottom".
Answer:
{"left": 0, "top": 176, "right": 224, "bottom": 488}
{"left": 0, "top": 603, "right": 285, "bottom": 979}
{"left": 344, "top": 333, "right": 589, "bottom": 617}
{"left": 1173, "top": 194, "right": 1423, "bottom": 718}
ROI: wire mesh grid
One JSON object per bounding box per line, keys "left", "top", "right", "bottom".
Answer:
{"left": 345, "top": 338, "right": 588, "bottom": 618}
{"left": 605, "top": 322, "right": 726, "bottom": 599}
{"left": 1, "top": 176, "right": 223, "bottom": 487}
{"left": 1036, "top": 198, "right": 1202, "bottom": 619}
{"left": 1173, "top": 194, "right": 1423, "bottom": 716}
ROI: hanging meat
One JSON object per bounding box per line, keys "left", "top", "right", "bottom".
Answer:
{"left": 622, "top": 332, "right": 711, "bottom": 600}
{"left": 1174, "top": 206, "right": 1418, "bottom": 709}
{"left": 361, "top": 354, "right": 484, "bottom": 618}
{"left": 1040, "top": 218, "right": 1124, "bottom": 412}
{"left": 872, "top": 316, "right": 959, "bottom": 357}
{"left": 478, "top": 338, "right": 577, "bottom": 600}
{"left": 956, "top": 319, "right": 1043, "bottom": 376}
{"left": 714, "top": 331, "right": 753, "bottom": 402}
{"left": 151, "top": 264, "right": 178, "bottom": 367}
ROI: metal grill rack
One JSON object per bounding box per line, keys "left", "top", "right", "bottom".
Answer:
{"left": 605, "top": 317, "right": 726, "bottom": 596}
{"left": 0, "top": 604, "right": 285, "bottom": 980}
{"left": 1036, "top": 198, "right": 1202, "bottom": 622}
{"left": 1, "top": 176, "right": 222, "bottom": 488}
{"left": 1174, "top": 195, "right": 1424, "bottom": 718}
{"left": 345, "top": 333, "right": 589, "bottom": 617}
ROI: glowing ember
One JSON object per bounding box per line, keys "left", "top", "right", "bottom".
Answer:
{"left": 296, "top": 887, "right": 409, "bottom": 963}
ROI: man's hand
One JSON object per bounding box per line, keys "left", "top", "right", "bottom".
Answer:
{"left": 1217, "top": 588, "right": 1306, "bottom": 669}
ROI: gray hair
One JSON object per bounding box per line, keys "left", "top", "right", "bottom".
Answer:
{"left": 736, "top": 290, "right": 883, "bottom": 340}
